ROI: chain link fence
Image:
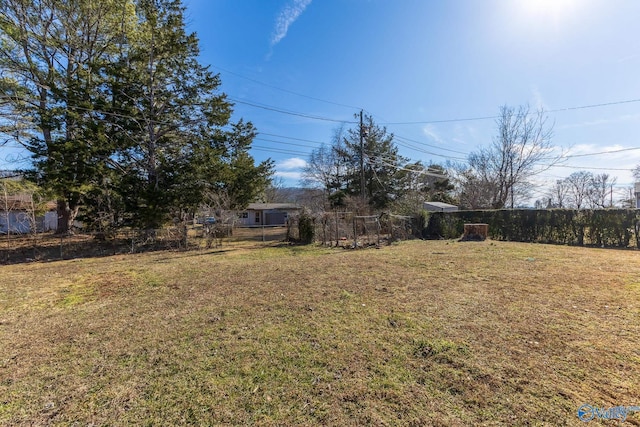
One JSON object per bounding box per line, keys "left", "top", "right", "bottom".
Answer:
{"left": 0, "top": 213, "right": 421, "bottom": 264}
{"left": 286, "top": 211, "right": 420, "bottom": 248}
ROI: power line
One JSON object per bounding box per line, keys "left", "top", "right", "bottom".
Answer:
{"left": 252, "top": 145, "right": 309, "bottom": 156}
{"left": 228, "top": 97, "right": 356, "bottom": 124}
{"left": 559, "top": 146, "right": 640, "bottom": 159}
{"left": 394, "top": 134, "right": 468, "bottom": 160}
{"left": 4, "top": 91, "right": 640, "bottom": 176}
{"left": 369, "top": 155, "right": 447, "bottom": 178}
{"left": 381, "top": 114, "right": 499, "bottom": 126}
{"left": 376, "top": 97, "right": 640, "bottom": 125}
{"left": 551, "top": 98, "right": 640, "bottom": 113}
{"left": 545, "top": 164, "right": 633, "bottom": 171}
{"left": 4, "top": 93, "right": 640, "bottom": 163}
{"left": 369, "top": 152, "right": 450, "bottom": 173}
{"left": 258, "top": 132, "right": 326, "bottom": 145}
{"left": 4, "top": 87, "right": 640, "bottom": 131}
{"left": 211, "top": 65, "right": 640, "bottom": 133}
{"left": 253, "top": 137, "right": 323, "bottom": 149}
{"left": 211, "top": 64, "right": 364, "bottom": 111}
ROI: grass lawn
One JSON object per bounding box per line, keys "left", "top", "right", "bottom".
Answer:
{"left": 1, "top": 240, "right": 639, "bottom": 426}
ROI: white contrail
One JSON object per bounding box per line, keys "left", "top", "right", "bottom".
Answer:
{"left": 271, "top": 0, "right": 312, "bottom": 46}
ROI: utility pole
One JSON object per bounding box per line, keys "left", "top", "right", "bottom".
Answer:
{"left": 510, "top": 162, "right": 514, "bottom": 209}
{"left": 359, "top": 110, "right": 365, "bottom": 199}
{"left": 610, "top": 183, "right": 613, "bottom": 207}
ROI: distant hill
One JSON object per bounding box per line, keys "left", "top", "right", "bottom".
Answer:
{"left": 266, "top": 187, "right": 325, "bottom": 211}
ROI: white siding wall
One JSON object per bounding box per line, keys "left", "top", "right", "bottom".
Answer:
{"left": 44, "top": 211, "right": 57, "bottom": 231}
{"left": 0, "top": 211, "right": 32, "bottom": 233}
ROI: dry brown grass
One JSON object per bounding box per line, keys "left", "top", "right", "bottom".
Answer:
{"left": 1, "top": 240, "right": 639, "bottom": 426}
{"left": 0, "top": 226, "right": 290, "bottom": 264}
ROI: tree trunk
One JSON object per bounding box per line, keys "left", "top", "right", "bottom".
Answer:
{"left": 56, "top": 199, "right": 79, "bottom": 234}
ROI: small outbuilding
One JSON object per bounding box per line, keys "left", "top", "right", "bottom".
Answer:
{"left": 237, "top": 203, "right": 301, "bottom": 227}
{"left": 0, "top": 195, "right": 57, "bottom": 233}
{"left": 423, "top": 201, "right": 459, "bottom": 213}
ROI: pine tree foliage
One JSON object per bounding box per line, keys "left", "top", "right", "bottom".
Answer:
{"left": 0, "top": 0, "right": 273, "bottom": 230}
{"left": 338, "top": 114, "right": 408, "bottom": 209}
{"left": 304, "top": 114, "right": 414, "bottom": 211}
{"left": 0, "top": 0, "right": 137, "bottom": 232}
{"left": 303, "top": 114, "right": 456, "bottom": 212}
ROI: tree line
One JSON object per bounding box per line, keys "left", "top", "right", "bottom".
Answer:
{"left": 2, "top": 1, "right": 635, "bottom": 234}
{"left": 301, "top": 105, "right": 576, "bottom": 212}
{"left": 542, "top": 171, "right": 619, "bottom": 209}
{"left": 300, "top": 105, "right": 639, "bottom": 213}
{"left": 300, "top": 113, "right": 456, "bottom": 214}
{"left": 0, "top": 0, "right": 272, "bottom": 233}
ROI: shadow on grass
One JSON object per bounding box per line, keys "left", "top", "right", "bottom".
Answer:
{"left": 0, "top": 234, "right": 233, "bottom": 266}
{"left": 152, "top": 248, "right": 237, "bottom": 262}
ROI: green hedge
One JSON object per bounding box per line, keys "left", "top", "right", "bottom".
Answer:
{"left": 425, "top": 209, "right": 640, "bottom": 248}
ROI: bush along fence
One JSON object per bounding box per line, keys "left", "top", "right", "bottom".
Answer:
{"left": 425, "top": 209, "right": 640, "bottom": 248}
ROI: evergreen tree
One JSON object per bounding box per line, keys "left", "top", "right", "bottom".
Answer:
{"left": 336, "top": 114, "right": 407, "bottom": 210}
{"left": 105, "top": 0, "right": 226, "bottom": 227}
{"left": 106, "top": 0, "right": 272, "bottom": 227}
{"left": 1, "top": 0, "right": 273, "bottom": 230}
{"left": 0, "top": 0, "right": 136, "bottom": 232}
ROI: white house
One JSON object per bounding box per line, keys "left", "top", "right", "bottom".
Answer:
{"left": 237, "top": 203, "right": 301, "bottom": 227}
{"left": 635, "top": 182, "right": 640, "bottom": 208}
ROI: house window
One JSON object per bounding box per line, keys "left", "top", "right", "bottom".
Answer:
{"left": 255, "top": 212, "right": 261, "bottom": 223}
{"left": 240, "top": 212, "right": 248, "bottom": 219}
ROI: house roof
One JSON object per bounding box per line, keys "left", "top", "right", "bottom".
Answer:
{"left": 0, "top": 194, "right": 34, "bottom": 211}
{"left": 423, "top": 201, "right": 459, "bottom": 212}
{"left": 246, "top": 203, "right": 301, "bottom": 211}
{"left": 0, "top": 195, "right": 56, "bottom": 211}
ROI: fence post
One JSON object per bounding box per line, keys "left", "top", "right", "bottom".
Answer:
{"left": 353, "top": 217, "right": 357, "bottom": 249}
{"left": 335, "top": 210, "right": 339, "bottom": 247}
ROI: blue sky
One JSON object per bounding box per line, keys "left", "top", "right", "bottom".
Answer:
{"left": 182, "top": 0, "right": 640, "bottom": 202}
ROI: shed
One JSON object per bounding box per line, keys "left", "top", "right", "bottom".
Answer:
{"left": 423, "top": 202, "right": 459, "bottom": 213}
{"left": 0, "top": 195, "right": 56, "bottom": 233}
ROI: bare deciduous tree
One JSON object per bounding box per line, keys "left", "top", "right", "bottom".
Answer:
{"left": 262, "top": 176, "right": 286, "bottom": 203}
{"left": 618, "top": 186, "right": 636, "bottom": 209}
{"left": 549, "top": 179, "right": 570, "bottom": 208}
{"left": 451, "top": 162, "right": 498, "bottom": 209}
{"left": 301, "top": 125, "right": 347, "bottom": 199}
{"left": 461, "top": 105, "right": 559, "bottom": 209}
{"left": 565, "top": 171, "right": 593, "bottom": 209}
{"left": 588, "top": 173, "right": 616, "bottom": 208}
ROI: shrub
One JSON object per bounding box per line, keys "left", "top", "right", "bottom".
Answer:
{"left": 423, "top": 208, "right": 640, "bottom": 248}
{"left": 298, "top": 210, "right": 315, "bottom": 244}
